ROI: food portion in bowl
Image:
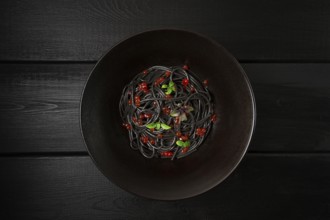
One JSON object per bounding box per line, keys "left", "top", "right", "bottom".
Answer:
{"left": 119, "top": 65, "right": 217, "bottom": 159}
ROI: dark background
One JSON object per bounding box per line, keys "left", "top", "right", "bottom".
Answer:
{"left": 1, "top": 0, "right": 330, "bottom": 219}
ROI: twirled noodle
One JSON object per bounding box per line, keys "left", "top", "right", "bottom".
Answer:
{"left": 119, "top": 65, "right": 215, "bottom": 159}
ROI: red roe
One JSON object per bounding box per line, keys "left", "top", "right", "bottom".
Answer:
{"left": 138, "top": 82, "right": 148, "bottom": 93}
{"left": 132, "top": 117, "right": 137, "bottom": 123}
{"left": 196, "top": 127, "right": 207, "bottom": 136}
{"left": 141, "top": 135, "right": 148, "bottom": 144}
{"left": 183, "top": 65, "right": 189, "bottom": 70}
{"left": 134, "top": 95, "right": 141, "bottom": 107}
{"left": 182, "top": 78, "right": 189, "bottom": 87}
{"left": 144, "top": 113, "right": 152, "bottom": 119}
{"left": 181, "top": 135, "right": 189, "bottom": 141}
{"left": 122, "top": 123, "right": 132, "bottom": 130}
{"left": 162, "top": 106, "right": 171, "bottom": 115}
{"left": 211, "top": 114, "right": 217, "bottom": 122}
{"left": 181, "top": 147, "right": 189, "bottom": 153}
{"left": 154, "top": 77, "right": 165, "bottom": 86}
{"left": 161, "top": 151, "right": 173, "bottom": 157}
{"left": 190, "top": 86, "right": 196, "bottom": 93}
{"left": 164, "top": 70, "right": 171, "bottom": 77}
{"left": 203, "top": 79, "right": 208, "bottom": 87}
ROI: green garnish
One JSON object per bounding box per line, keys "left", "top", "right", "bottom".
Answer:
{"left": 162, "top": 81, "right": 176, "bottom": 95}
{"left": 146, "top": 122, "right": 171, "bottom": 131}
{"left": 176, "top": 140, "right": 190, "bottom": 147}
{"left": 160, "top": 123, "right": 171, "bottom": 130}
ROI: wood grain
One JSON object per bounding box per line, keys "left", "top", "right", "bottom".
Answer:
{"left": 0, "top": 64, "right": 91, "bottom": 152}
{"left": 0, "top": 155, "right": 329, "bottom": 219}
{"left": 1, "top": 0, "right": 330, "bottom": 61}
{"left": 1, "top": 63, "right": 330, "bottom": 153}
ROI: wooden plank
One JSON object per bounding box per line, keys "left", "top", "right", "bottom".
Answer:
{"left": 246, "top": 63, "right": 330, "bottom": 152}
{"left": 0, "top": 64, "right": 91, "bottom": 152}
{"left": 1, "top": 0, "right": 330, "bottom": 61}
{"left": 1, "top": 63, "right": 330, "bottom": 153}
{"left": 0, "top": 155, "right": 329, "bottom": 219}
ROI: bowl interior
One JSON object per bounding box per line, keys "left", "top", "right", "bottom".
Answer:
{"left": 81, "top": 30, "right": 255, "bottom": 200}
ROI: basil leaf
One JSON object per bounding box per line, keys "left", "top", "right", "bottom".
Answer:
{"left": 146, "top": 123, "right": 156, "bottom": 129}
{"left": 161, "top": 84, "right": 168, "bottom": 88}
{"left": 183, "top": 140, "right": 190, "bottom": 147}
{"left": 187, "top": 106, "right": 194, "bottom": 112}
{"left": 169, "top": 81, "right": 174, "bottom": 87}
{"left": 165, "top": 88, "right": 172, "bottom": 95}
{"left": 176, "top": 140, "right": 184, "bottom": 147}
{"left": 161, "top": 123, "right": 171, "bottom": 130}
{"left": 156, "top": 123, "right": 161, "bottom": 130}
{"left": 179, "top": 113, "right": 187, "bottom": 122}
{"left": 170, "top": 110, "right": 180, "bottom": 117}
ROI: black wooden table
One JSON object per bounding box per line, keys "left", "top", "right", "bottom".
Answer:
{"left": 1, "top": 0, "right": 330, "bottom": 219}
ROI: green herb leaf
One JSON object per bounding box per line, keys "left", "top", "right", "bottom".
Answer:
{"left": 170, "top": 110, "right": 180, "bottom": 117}
{"left": 161, "top": 123, "right": 171, "bottom": 130}
{"left": 187, "top": 106, "right": 194, "bottom": 112}
{"left": 169, "top": 81, "right": 174, "bottom": 87}
{"left": 176, "top": 140, "right": 184, "bottom": 147}
{"left": 179, "top": 113, "right": 187, "bottom": 122}
{"left": 156, "top": 123, "right": 161, "bottom": 130}
{"left": 183, "top": 140, "right": 190, "bottom": 147}
{"left": 146, "top": 123, "right": 157, "bottom": 129}
{"left": 161, "top": 84, "right": 168, "bottom": 88}
{"left": 172, "top": 86, "right": 176, "bottom": 92}
{"left": 165, "top": 88, "right": 172, "bottom": 95}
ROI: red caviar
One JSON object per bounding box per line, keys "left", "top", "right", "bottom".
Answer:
{"left": 154, "top": 77, "right": 165, "bottom": 86}
{"left": 122, "top": 123, "right": 132, "bottom": 130}
{"left": 182, "top": 78, "right": 189, "bottom": 87}
{"left": 141, "top": 136, "right": 148, "bottom": 144}
{"left": 162, "top": 106, "right": 171, "bottom": 115}
{"left": 181, "top": 135, "right": 189, "bottom": 141}
{"left": 161, "top": 151, "right": 173, "bottom": 157}
{"left": 134, "top": 95, "right": 141, "bottom": 107}
{"left": 191, "top": 86, "right": 196, "bottom": 93}
{"left": 132, "top": 117, "right": 137, "bottom": 123}
{"left": 196, "top": 127, "right": 207, "bottom": 136}
{"left": 164, "top": 70, "right": 171, "bottom": 77}
{"left": 181, "top": 147, "right": 189, "bottom": 153}
{"left": 211, "top": 114, "right": 217, "bottom": 122}
{"left": 203, "top": 79, "right": 208, "bottom": 87}
{"left": 144, "top": 113, "right": 152, "bottom": 119}
{"left": 138, "top": 82, "right": 148, "bottom": 92}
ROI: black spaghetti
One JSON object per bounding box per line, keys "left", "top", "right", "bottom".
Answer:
{"left": 119, "top": 65, "right": 216, "bottom": 159}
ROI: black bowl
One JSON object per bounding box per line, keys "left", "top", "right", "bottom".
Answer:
{"left": 81, "top": 29, "right": 256, "bottom": 200}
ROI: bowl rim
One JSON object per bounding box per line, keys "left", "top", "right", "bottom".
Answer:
{"left": 80, "top": 28, "right": 257, "bottom": 200}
